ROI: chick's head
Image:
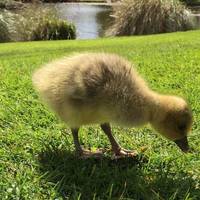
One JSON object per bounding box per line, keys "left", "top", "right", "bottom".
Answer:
{"left": 152, "top": 96, "right": 192, "bottom": 152}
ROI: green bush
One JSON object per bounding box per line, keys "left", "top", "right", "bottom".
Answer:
{"left": 0, "top": 15, "right": 11, "bottom": 42}
{"left": 107, "top": 0, "right": 194, "bottom": 36}
{"left": 0, "top": 0, "right": 6, "bottom": 8}
{"left": 180, "top": 0, "right": 200, "bottom": 5}
{"left": 0, "top": 0, "right": 23, "bottom": 10}
{"left": 31, "top": 19, "right": 76, "bottom": 41}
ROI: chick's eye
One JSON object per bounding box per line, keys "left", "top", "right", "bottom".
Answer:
{"left": 177, "top": 124, "right": 186, "bottom": 132}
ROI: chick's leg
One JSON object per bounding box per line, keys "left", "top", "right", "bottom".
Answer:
{"left": 71, "top": 128, "right": 102, "bottom": 158}
{"left": 100, "top": 123, "right": 137, "bottom": 157}
{"left": 71, "top": 128, "right": 82, "bottom": 155}
{"left": 100, "top": 123, "right": 121, "bottom": 153}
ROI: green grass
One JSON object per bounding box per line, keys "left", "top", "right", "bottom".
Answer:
{"left": 0, "top": 30, "right": 200, "bottom": 200}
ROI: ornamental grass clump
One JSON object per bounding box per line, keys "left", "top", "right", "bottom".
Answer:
{"left": 14, "top": 5, "right": 76, "bottom": 41}
{"left": 0, "top": 17, "right": 10, "bottom": 42}
{"left": 32, "top": 19, "right": 76, "bottom": 41}
{"left": 107, "top": 0, "right": 194, "bottom": 36}
{"left": 0, "top": 0, "right": 23, "bottom": 10}
{"left": 0, "top": 11, "right": 13, "bottom": 42}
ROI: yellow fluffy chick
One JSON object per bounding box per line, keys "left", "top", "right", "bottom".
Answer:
{"left": 32, "top": 53, "right": 192, "bottom": 157}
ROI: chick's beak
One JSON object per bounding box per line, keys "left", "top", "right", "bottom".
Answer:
{"left": 174, "top": 136, "right": 190, "bottom": 153}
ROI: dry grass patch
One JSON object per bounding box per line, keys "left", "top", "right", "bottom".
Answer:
{"left": 107, "top": 0, "right": 194, "bottom": 36}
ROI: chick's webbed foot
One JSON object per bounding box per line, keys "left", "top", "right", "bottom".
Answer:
{"left": 113, "top": 148, "right": 138, "bottom": 159}
{"left": 71, "top": 128, "right": 103, "bottom": 159}
{"left": 100, "top": 123, "right": 138, "bottom": 159}
{"left": 76, "top": 149, "right": 103, "bottom": 159}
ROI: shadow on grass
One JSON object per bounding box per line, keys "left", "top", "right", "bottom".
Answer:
{"left": 38, "top": 148, "right": 200, "bottom": 199}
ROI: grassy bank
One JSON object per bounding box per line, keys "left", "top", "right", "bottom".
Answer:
{"left": 1, "top": 30, "right": 200, "bottom": 199}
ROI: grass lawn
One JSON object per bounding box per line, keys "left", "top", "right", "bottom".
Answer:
{"left": 0, "top": 30, "right": 200, "bottom": 200}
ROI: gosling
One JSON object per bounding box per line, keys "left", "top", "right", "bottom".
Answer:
{"left": 32, "top": 53, "right": 192, "bottom": 157}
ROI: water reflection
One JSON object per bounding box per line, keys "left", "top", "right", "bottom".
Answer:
{"left": 56, "top": 3, "right": 113, "bottom": 39}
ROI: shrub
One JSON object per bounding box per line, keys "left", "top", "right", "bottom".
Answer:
{"left": 0, "top": 0, "right": 7, "bottom": 8}
{"left": 0, "top": 0, "right": 23, "bottom": 10}
{"left": 31, "top": 19, "right": 76, "bottom": 41}
{"left": 180, "top": 0, "right": 200, "bottom": 5}
{"left": 106, "top": 0, "right": 194, "bottom": 36}
{"left": 0, "top": 13, "right": 11, "bottom": 42}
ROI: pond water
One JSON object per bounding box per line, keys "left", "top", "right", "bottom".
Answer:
{"left": 56, "top": 3, "right": 113, "bottom": 39}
